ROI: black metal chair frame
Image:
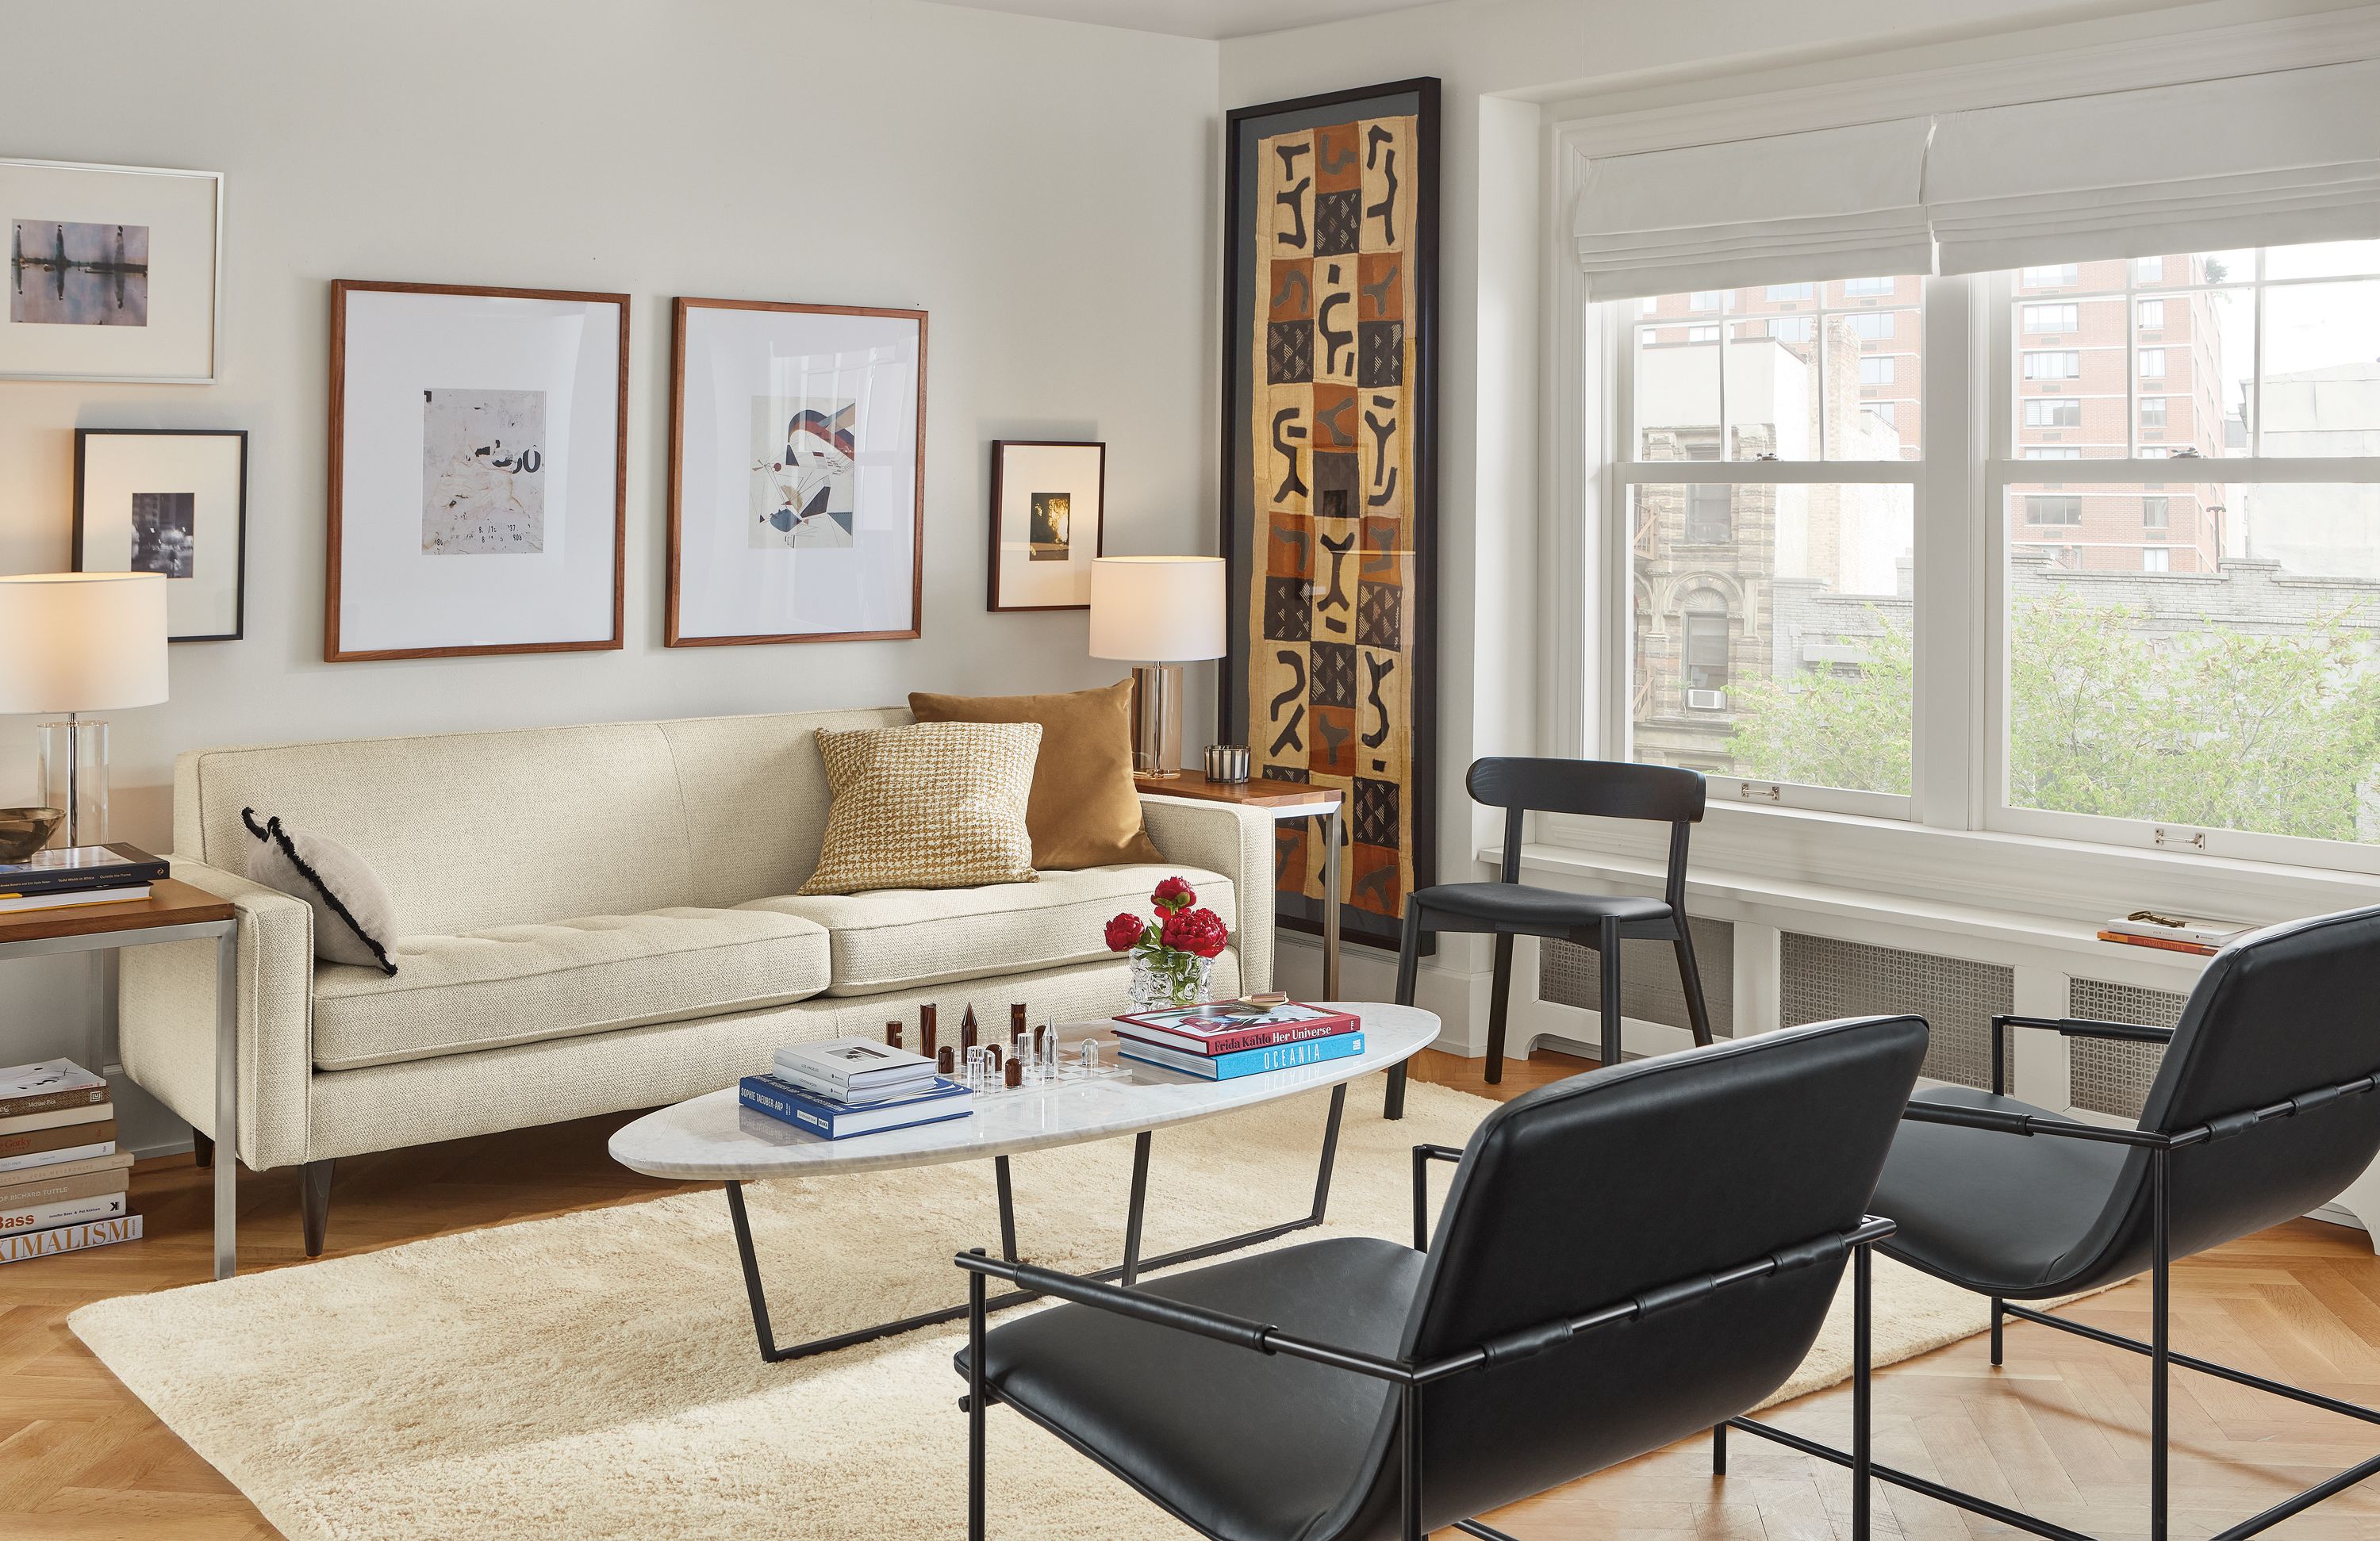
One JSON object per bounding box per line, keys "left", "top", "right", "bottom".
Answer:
{"left": 958, "top": 1140, "right": 1894, "bottom": 1541}
{"left": 1384, "top": 759, "right": 1712, "bottom": 1121}
{"left": 1728, "top": 1013, "right": 2380, "bottom": 1541}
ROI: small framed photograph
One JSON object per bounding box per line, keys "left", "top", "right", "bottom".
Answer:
{"left": 2, "top": 158, "right": 223, "bottom": 383}
{"left": 326, "top": 280, "right": 628, "bottom": 661}
{"left": 667, "top": 297, "right": 925, "bottom": 646}
{"left": 987, "top": 440, "right": 1104, "bottom": 611}
{"left": 73, "top": 429, "right": 248, "bottom": 642}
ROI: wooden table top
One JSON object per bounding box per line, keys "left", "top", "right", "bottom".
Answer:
{"left": 0, "top": 878, "right": 235, "bottom": 948}
{"left": 1135, "top": 770, "right": 1342, "bottom": 809}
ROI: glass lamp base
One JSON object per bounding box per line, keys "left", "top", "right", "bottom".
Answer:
{"left": 36, "top": 716, "right": 108, "bottom": 849}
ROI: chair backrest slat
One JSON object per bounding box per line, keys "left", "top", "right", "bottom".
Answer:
{"left": 1468, "top": 757, "right": 1706, "bottom": 824}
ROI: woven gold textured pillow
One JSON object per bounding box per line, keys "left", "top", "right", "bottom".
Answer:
{"left": 800, "top": 722, "right": 1043, "bottom": 896}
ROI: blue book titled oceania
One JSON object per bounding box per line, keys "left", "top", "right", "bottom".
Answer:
{"left": 1115, "top": 1032, "right": 1366, "bottom": 1082}
{"left": 738, "top": 1073, "right": 973, "bottom": 1140}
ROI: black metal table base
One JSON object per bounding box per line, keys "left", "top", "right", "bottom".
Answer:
{"left": 724, "top": 1083, "right": 1350, "bottom": 1364}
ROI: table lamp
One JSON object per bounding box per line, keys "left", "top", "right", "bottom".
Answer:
{"left": 1089, "top": 555, "right": 1226, "bottom": 780}
{"left": 0, "top": 573, "right": 170, "bottom": 849}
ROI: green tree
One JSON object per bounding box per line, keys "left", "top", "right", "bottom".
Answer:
{"left": 1725, "top": 608, "right": 1912, "bottom": 795}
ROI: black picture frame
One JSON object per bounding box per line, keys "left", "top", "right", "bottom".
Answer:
{"left": 1221, "top": 78, "right": 1440, "bottom": 956}
{"left": 72, "top": 427, "right": 248, "bottom": 642}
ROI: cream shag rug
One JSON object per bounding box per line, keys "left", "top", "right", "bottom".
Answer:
{"left": 75, "top": 1078, "right": 2014, "bottom": 1541}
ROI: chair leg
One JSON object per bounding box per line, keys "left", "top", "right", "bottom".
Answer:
{"left": 1990, "top": 1297, "right": 2004, "bottom": 1366}
{"left": 2151, "top": 1151, "right": 2171, "bottom": 1541}
{"left": 1387, "top": 903, "right": 1424, "bottom": 1120}
{"left": 191, "top": 1130, "right": 213, "bottom": 1170}
{"left": 1484, "top": 933, "right": 1514, "bottom": 1086}
{"left": 1711, "top": 1422, "right": 1727, "bottom": 1475}
{"left": 1599, "top": 918, "right": 1623, "bottom": 1069}
{"left": 1673, "top": 920, "right": 1714, "bottom": 1047}
{"left": 1853, "top": 1240, "right": 1874, "bottom": 1541}
{"left": 1399, "top": 1380, "right": 1425, "bottom": 1540}
{"left": 968, "top": 1252, "right": 988, "bottom": 1540}
{"left": 300, "top": 1158, "right": 334, "bottom": 1258}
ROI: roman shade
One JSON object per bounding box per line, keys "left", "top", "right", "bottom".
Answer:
{"left": 1572, "top": 117, "right": 1933, "bottom": 301}
{"left": 1924, "top": 59, "right": 2380, "bottom": 275}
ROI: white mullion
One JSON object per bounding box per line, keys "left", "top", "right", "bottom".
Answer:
{"left": 1614, "top": 461, "right": 1918, "bottom": 485}
{"left": 1981, "top": 271, "right": 2016, "bottom": 834}
{"left": 1606, "top": 317, "right": 1633, "bottom": 761}
{"left": 2251, "top": 248, "right": 2267, "bottom": 458}
{"left": 1916, "top": 273, "right": 1980, "bottom": 832}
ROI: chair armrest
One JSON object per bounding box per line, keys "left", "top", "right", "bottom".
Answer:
{"left": 117, "top": 857, "right": 317, "bottom": 1171}
{"left": 1411, "top": 1143, "right": 1463, "bottom": 1251}
{"left": 1137, "top": 795, "right": 1277, "bottom": 993}
{"left": 1993, "top": 1013, "right": 2176, "bottom": 1045}
{"left": 1901, "top": 1096, "right": 2173, "bottom": 1148}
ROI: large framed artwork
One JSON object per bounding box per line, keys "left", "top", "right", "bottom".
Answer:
{"left": 987, "top": 439, "right": 1104, "bottom": 611}
{"left": 667, "top": 297, "right": 925, "bottom": 646}
{"left": 2, "top": 158, "right": 223, "bottom": 383}
{"left": 73, "top": 428, "right": 248, "bottom": 642}
{"left": 1221, "top": 78, "right": 1439, "bottom": 956}
{"left": 325, "top": 281, "right": 628, "bottom": 662}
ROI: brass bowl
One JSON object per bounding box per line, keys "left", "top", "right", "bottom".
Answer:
{"left": 0, "top": 807, "right": 65, "bottom": 862}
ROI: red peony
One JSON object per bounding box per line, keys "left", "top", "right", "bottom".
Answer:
{"left": 1160, "top": 907, "right": 1229, "bottom": 960}
{"left": 1152, "top": 876, "right": 1197, "bottom": 910}
{"left": 1104, "top": 913, "right": 1147, "bottom": 953}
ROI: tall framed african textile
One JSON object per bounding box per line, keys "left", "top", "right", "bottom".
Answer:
{"left": 1220, "top": 78, "right": 1438, "bottom": 954}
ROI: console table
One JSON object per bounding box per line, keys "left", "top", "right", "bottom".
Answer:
{"left": 0, "top": 880, "right": 238, "bottom": 1278}
{"left": 1138, "top": 770, "right": 1343, "bottom": 999}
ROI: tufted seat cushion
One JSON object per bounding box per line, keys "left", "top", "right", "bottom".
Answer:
{"left": 743, "top": 864, "right": 1235, "bottom": 997}
{"left": 311, "top": 908, "right": 831, "bottom": 1070}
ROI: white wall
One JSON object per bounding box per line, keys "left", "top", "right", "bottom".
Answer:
{"left": 0, "top": 0, "right": 1222, "bottom": 1137}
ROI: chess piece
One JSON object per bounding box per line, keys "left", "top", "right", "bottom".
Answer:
{"left": 920, "top": 1004, "right": 939, "bottom": 1056}
{"left": 937, "top": 1045, "right": 955, "bottom": 1075}
{"left": 1009, "top": 1002, "right": 1027, "bottom": 1043}
{"left": 885, "top": 1021, "right": 903, "bottom": 1049}
{"left": 1004, "top": 1056, "right": 1023, "bottom": 1089}
{"left": 961, "top": 1004, "right": 979, "bottom": 1052}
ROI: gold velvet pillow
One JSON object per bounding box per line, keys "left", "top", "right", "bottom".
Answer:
{"left": 909, "top": 680, "right": 1165, "bottom": 871}
{"left": 799, "top": 722, "right": 1042, "bottom": 896}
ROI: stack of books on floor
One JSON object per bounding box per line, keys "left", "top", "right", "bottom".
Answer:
{"left": 739, "top": 1037, "right": 973, "bottom": 1140}
{"left": 0, "top": 1060, "right": 138, "bottom": 1263}
{"left": 1113, "top": 1001, "right": 1364, "bottom": 1080}
{"left": 0, "top": 844, "right": 168, "bottom": 915}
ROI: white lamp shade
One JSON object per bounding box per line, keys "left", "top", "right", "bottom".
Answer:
{"left": 0, "top": 573, "right": 170, "bottom": 715}
{"left": 1088, "top": 557, "right": 1227, "bottom": 662}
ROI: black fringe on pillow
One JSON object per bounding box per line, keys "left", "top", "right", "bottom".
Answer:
{"left": 242, "top": 807, "right": 397, "bottom": 976}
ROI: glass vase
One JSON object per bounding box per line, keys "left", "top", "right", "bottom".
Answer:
{"left": 1127, "top": 951, "right": 1215, "bottom": 1010}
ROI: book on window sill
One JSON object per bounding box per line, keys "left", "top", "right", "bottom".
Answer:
{"left": 0, "top": 884, "right": 152, "bottom": 915}
{"left": 0, "top": 1213, "right": 141, "bottom": 1266}
{"left": 1112, "top": 1001, "right": 1361, "bottom": 1057}
{"left": 0, "top": 843, "right": 167, "bottom": 896}
{"left": 739, "top": 1074, "right": 972, "bottom": 1140}
{"left": 0, "top": 1189, "right": 126, "bottom": 1236}
{"left": 0, "top": 1060, "right": 108, "bottom": 1121}
{"left": 1118, "top": 1032, "right": 1367, "bottom": 1082}
{"left": 2098, "top": 911, "right": 2251, "bottom": 955}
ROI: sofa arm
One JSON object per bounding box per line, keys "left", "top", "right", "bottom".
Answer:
{"left": 118, "top": 857, "right": 316, "bottom": 1172}
{"left": 1138, "top": 796, "right": 1276, "bottom": 993}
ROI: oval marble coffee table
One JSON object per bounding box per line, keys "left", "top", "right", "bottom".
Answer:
{"left": 612, "top": 1002, "right": 1439, "bottom": 1363}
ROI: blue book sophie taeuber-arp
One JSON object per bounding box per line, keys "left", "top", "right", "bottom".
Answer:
{"left": 738, "top": 1073, "right": 973, "bottom": 1139}
{"left": 1115, "top": 1032, "right": 1367, "bottom": 1082}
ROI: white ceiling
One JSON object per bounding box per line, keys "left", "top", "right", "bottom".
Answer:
{"left": 933, "top": 0, "right": 1444, "bottom": 40}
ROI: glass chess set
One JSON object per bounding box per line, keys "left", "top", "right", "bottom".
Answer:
{"left": 889, "top": 1002, "right": 1130, "bottom": 1098}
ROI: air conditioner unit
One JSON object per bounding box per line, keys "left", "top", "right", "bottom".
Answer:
{"left": 1686, "top": 688, "right": 1727, "bottom": 711}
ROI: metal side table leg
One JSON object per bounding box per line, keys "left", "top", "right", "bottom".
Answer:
{"left": 213, "top": 922, "right": 238, "bottom": 1281}
{"left": 1321, "top": 806, "right": 1342, "bottom": 1000}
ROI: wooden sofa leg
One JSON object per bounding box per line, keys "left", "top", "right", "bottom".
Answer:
{"left": 191, "top": 1130, "right": 213, "bottom": 1169}
{"left": 301, "top": 1160, "right": 335, "bottom": 1258}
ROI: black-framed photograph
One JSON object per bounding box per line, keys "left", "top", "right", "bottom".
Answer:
{"left": 74, "top": 428, "right": 247, "bottom": 642}
{"left": 987, "top": 439, "right": 1104, "bottom": 611}
{"left": 1221, "top": 78, "right": 1441, "bottom": 955}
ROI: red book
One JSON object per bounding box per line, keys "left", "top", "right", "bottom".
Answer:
{"left": 1113, "top": 1002, "right": 1361, "bottom": 1057}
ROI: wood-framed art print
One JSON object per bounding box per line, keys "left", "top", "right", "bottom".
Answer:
{"left": 987, "top": 439, "right": 1104, "bottom": 611}
{"left": 667, "top": 297, "right": 926, "bottom": 646}
{"left": 1221, "top": 78, "right": 1440, "bottom": 956}
{"left": 1, "top": 158, "right": 222, "bottom": 383}
{"left": 326, "top": 280, "right": 628, "bottom": 662}
{"left": 74, "top": 428, "right": 248, "bottom": 642}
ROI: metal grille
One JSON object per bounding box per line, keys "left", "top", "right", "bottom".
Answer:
{"left": 2067, "top": 978, "right": 2186, "bottom": 1119}
{"left": 1780, "top": 933, "right": 2014, "bottom": 1090}
{"left": 1540, "top": 918, "right": 1735, "bottom": 1039}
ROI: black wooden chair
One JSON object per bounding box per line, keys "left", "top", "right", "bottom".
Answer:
{"left": 1384, "top": 757, "right": 1711, "bottom": 1118}
{"left": 1729, "top": 905, "right": 2380, "bottom": 1541}
{"left": 954, "top": 1013, "right": 1929, "bottom": 1541}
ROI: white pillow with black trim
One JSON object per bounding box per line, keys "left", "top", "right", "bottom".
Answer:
{"left": 240, "top": 807, "right": 400, "bottom": 975}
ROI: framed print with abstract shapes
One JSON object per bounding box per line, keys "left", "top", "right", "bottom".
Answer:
{"left": 74, "top": 428, "right": 247, "bottom": 642}
{"left": 326, "top": 281, "right": 628, "bottom": 661}
{"left": 987, "top": 439, "right": 1104, "bottom": 611}
{"left": 667, "top": 297, "right": 925, "bottom": 646}
{"left": 1, "top": 158, "right": 222, "bottom": 382}
{"left": 1220, "top": 78, "right": 1439, "bottom": 955}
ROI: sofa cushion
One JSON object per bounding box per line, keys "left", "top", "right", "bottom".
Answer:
{"left": 908, "top": 680, "right": 1165, "bottom": 871}
{"left": 746, "top": 864, "right": 1235, "bottom": 998}
{"left": 800, "top": 722, "right": 1042, "bottom": 896}
{"left": 312, "top": 908, "right": 831, "bottom": 1071}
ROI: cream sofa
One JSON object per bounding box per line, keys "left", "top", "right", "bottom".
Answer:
{"left": 118, "top": 707, "right": 1274, "bottom": 1252}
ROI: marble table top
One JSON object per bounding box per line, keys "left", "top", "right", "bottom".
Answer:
{"left": 608, "top": 1002, "right": 1441, "bottom": 1181}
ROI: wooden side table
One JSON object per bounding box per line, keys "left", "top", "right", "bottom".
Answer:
{"left": 0, "top": 880, "right": 238, "bottom": 1278}
{"left": 1137, "top": 771, "right": 1343, "bottom": 999}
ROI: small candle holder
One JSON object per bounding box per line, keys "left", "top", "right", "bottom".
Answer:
{"left": 1203, "top": 744, "right": 1251, "bottom": 783}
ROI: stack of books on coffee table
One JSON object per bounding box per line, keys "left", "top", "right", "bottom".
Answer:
{"left": 0, "top": 844, "right": 169, "bottom": 915}
{"left": 0, "top": 1059, "right": 138, "bottom": 1263}
{"left": 1113, "top": 1001, "right": 1365, "bottom": 1080}
{"left": 739, "top": 1037, "right": 972, "bottom": 1140}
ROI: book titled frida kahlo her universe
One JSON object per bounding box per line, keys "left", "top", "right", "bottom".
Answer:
{"left": 1112, "top": 1001, "right": 1360, "bottom": 1056}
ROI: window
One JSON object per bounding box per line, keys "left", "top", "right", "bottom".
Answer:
{"left": 1859, "top": 356, "right": 1893, "bottom": 385}
{"left": 2138, "top": 347, "right": 2166, "bottom": 378}
{"left": 2140, "top": 396, "right": 2168, "bottom": 431}
{"left": 1844, "top": 312, "right": 1895, "bottom": 340}
{"left": 2142, "top": 495, "right": 2169, "bottom": 530}
{"left": 1641, "top": 297, "right": 1659, "bottom": 315}
{"left": 1863, "top": 404, "right": 1896, "bottom": 432}
{"left": 1688, "top": 291, "right": 1722, "bottom": 312}
{"left": 2024, "top": 351, "right": 2081, "bottom": 380}
{"left": 1843, "top": 276, "right": 1895, "bottom": 297}
{"left": 2027, "top": 496, "right": 2082, "bottom": 525}
{"left": 2135, "top": 256, "right": 2164, "bottom": 282}
{"left": 2022, "top": 264, "right": 2079, "bottom": 286}
{"left": 1686, "top": 324, "right": 1719, "bottom": 343}
{"left": 2137, "top": 298, "right": 2165, "bottom": 329}
{"left": 1768, "top": 316, "right": 1814, "bottom": 343}
{"left": 1682, "top": 605, "right": 1732, "bottom": 692}
{"left": 2024, "top": 304, "right": 2079, "bottom": 332}
{"left": 2142, "top": 546, "right": 2171, "bottom": 573}
{"left": 2024, "top": 447, "right": 2082, "bottom": 459}
{"left": 1683, "top": 484, "right": 1732, "bottom": 544}
{"left": 1767, "top": 282, "right": 1814, "bottom": 301}
{"left": 2025, "top": 398, "right": 2082, "bottom": 427}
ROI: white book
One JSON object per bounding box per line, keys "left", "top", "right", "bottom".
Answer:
{"left": 0, "top": 1060, "right": 105, "bottom": 1103}
{"left": 0, "top": 1190, "right": 126, "bottom": 1237}
{"left": 774, "top": 1037, "right": 937, "bottom": 1089}
{"left": 0, "top": 1101, "right": 114, "bottom": 1137}
{"left": 0, "top": 1213, "right": 141, "bottom": 1265}
{"left": 2101, "top": 911, "right": 2251, "bottom": 949}
{"left": 0, "top": 1140, "right": 115, "bottom": 1176}
{"left": 0, "top": 885, "right": 150, "bottom": 914}
{"left": 776, "top": 1065, "right": 936, "bottom": 1106}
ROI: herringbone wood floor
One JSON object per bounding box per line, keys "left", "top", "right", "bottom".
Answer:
{"left": 0, "top": 1046, "right": 2374, "bottom": 1539}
